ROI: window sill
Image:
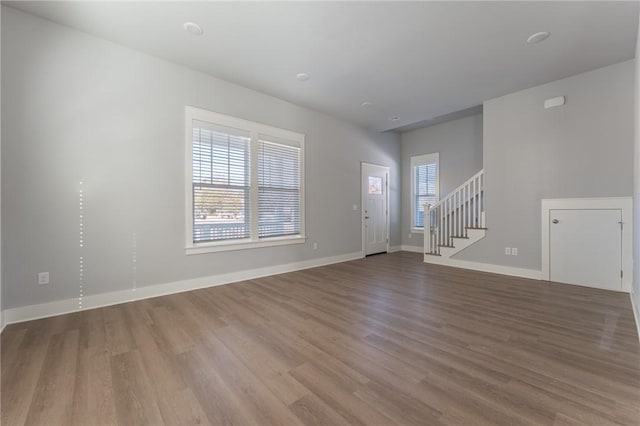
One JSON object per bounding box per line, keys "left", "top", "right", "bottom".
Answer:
{"left": 185, "top": 235, "right": 307, "bottom": 255}
{"left": 411, "top": 228, "right": 425, "bottom": 234}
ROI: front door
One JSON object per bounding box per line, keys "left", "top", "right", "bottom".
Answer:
{"left": 549, "top": 209, "right": 622, "bottom": 291}
{"left": 362, "top": 163, "right": 389, "bottom": 256}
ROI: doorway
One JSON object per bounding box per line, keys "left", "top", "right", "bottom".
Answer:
{"left": 541, "top": 197, "right": 632, "bottom": 292}
{"left": 361, "top": 163, "right": 389, "bottom": 256}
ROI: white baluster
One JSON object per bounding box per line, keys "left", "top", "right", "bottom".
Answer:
{"left": 465, "top": 182, "right": 471, "bottom": 228}
{"left": 458, "top": 189, "right": 462, "bottom": 236}
{"left": 433, "top": 209, "right": 438, "bottom": 253}
{"left": 476, "top": 178, "right": 480, "bottom": 227}
{"left": 471, "top": 179, "right": 476, "bottom": 227}
{"left": 443, "top": 201, "right": 446, "bottom": 247}
{"left": 429, "top": 212, "right": 438, "bottom": 253}
{"left": 480, "top": 172, "right": 484, "bottom": 225}
{"left": 444, "top": 198, "right": 448, "bottom": 245}
{"left": 454, "top": 191, "right": 458, "bottom": 238}
{"left": 433, "top": 208, "right": 437, "bottom": 252}
{"left": 449, "top": 197, "right": 453, "bottom": 243}
{"left": 450, "top": 197, "right": 454, "bottom": 241}
{"left": 471, "top": 178, "right": 475, "bottom": 228}
{"left": 436, "top": 209, "right": 440, "bottom": 253}
{"left": 425, "top": 203, "right": 431, "bottom": 254}
{"left": 464, "top": 187, "right": 467, "bottom": 234}
{"left": 456, "top": 195, "right": 459, "bottom": 236}
{"left": 439, "top": 203, "right": 444, "bottom": 248}
{"left": 477, "top": 176, "right": 480, "bottom": 224}
{"left": 476, "top": 176, "right": 482, "bottom": 226}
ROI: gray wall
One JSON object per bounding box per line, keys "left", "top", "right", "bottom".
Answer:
{"left": 0, "top": 5, "right": 3, "bottom": 325}
{"left": 400, "top": 114, "right": 483, "bottom": 248}
{"left": 458, "top": 60, "right": 635, "bottom": 270}
{"left": 1, "top": 7, "right": 401, "bottom": 310}
{"left": 633, "top": 9, "right": 639, "bottom": 322}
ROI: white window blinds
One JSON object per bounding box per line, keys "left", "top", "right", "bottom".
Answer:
{"left": 414, "top": 163, "right": 437, "bottom": 228}
{"left": 192, "top": 124, "right": 250, "bottom": 243}
{"left": 186, "top": 107, "right": 305, "bottom": 253}
{"left": 258, "top": 139, "right": 301, "bottom": 238}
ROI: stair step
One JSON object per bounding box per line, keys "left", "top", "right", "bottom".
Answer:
{"left": 452, "top": 236, "right": 469, "bottom": 239}
{"left": 466, "top": 226, "right": 488, "bottom": 230}
{"left": 424, "top": 252, "right": 441, "bottom": 256}
{"left": 439, "top": 244, "right": 455, "bottom": 248}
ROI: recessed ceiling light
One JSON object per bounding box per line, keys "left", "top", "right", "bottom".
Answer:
{"left": 389, "top": 116, "right": 400, "bottom": 121}
{"left": 361, "top": 101, "right": 373, "bottom": 108}
{"left": 527, "top": 31, "right": 550, "bottom": 44}
{"left": 184, "top": 22, "right": 203, "bottom": 36}
{"left": 296, "top": 73, "right": 310, "bottom": 82}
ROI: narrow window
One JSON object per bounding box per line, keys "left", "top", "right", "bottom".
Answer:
{"left": 192, "top": 123, "right": 251, "bottom": 243}
{"left": 411, "top": 153, "right": 439, "bottom": 230}
{"left": 258, "top": 138, "right": 301, "bottom": 238}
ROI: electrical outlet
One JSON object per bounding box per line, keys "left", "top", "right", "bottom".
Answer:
{"left": 38, "top": 272, "right": 50, "bottom": 285}
{"left": 504, "top": 247, "right": 511, "bottom": 255}
{"left": 352, "top": 204, "right": 358, "bottom": 211}
{"left": 313, "top": 242, "right": 318, "bottom": 250}
{"left": 511, "top": 247, "right": 518, "bottom": 256}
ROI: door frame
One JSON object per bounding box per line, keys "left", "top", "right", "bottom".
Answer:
{"left": 541, "top": 197, "right": 632, "bottom": 292}
{"left": 361, "top": 162, "right": 390, "bottom": 257}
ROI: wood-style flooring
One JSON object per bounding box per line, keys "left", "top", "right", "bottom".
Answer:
{"left": 2, "top": 251, "right": 640, "bottom": 425}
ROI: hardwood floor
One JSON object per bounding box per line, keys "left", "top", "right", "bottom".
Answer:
{"left": 2, "top": 251, "right": 639, "bottom": 425}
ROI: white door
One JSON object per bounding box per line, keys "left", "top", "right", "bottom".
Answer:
{"left": 549, "top": 209, "right": 622, "bottom": 291}
{"left": 362, "top": 163, "right": 389, "bottom": 256}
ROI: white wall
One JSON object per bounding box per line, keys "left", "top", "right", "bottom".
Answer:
{"left": 1, "top": 7, "right": 401, "bottom": 312}
{"left": 400, "top": 114, "right": 483, "bottom": 248}
{"left": 457, "top": 60, "right": 635, "bottom": 270}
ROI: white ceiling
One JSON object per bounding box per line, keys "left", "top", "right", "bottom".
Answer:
{"left": 6, "top": 1, "right": 639, "bottom": 132}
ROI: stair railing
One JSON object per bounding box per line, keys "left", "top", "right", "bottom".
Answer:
{"left": 425, "top": 169, "right": 484, "bottom": 255}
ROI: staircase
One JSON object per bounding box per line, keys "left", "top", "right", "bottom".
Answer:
{"left": 424, "top": 169, "right": 486, "bottom": 262}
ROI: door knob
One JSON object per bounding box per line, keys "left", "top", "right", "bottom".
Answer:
{"left": 365, "top": 216, "right": 370, "bottom": 219}
{"left": 552, "top": 219, "right": 559, "bottom": 224}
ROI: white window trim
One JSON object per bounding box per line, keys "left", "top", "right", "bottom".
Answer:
{"left": 185, "top": 106, "right": 306, "bottom": 255}
{"left": 410, "top": 152, "right": 439, "bottom": 233}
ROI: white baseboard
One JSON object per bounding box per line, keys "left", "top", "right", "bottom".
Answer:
{"left": 631, "top": 292, "right": 640, "bottom": 342}
{"left": 424, "top": 256, "right": 542, "bottom": 280}
{"left": 400, "top": 245, "right": 423, "bottom": 253}
{"left": 388, "top": 245, "right": 402, "bottom": 253}
{"left": 3, "top": 251, "right": 363, "bottom": 326}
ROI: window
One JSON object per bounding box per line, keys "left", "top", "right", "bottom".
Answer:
{"left": 186, "top": 107, "right": 305, "bottom": 254}
{"left": 411, "top": 153, "right": 439, "bottom": 231}
{"left": 258, "top": 138, "right": 301, "bottom": 238}
{"left": 368, "top": 176, "right": 383, "bottom": 194}
{"left": 192, "top": 123, "right": 250, "bottom": 243}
